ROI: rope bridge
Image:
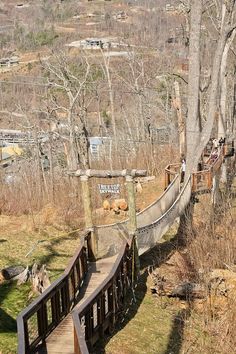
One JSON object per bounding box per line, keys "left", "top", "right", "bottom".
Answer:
{"left": 16, "top": 142, "right": 234, "bottom": 354}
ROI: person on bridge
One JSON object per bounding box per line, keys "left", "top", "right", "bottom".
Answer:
{"left": 210, "top": 148, "right": 219, "bottom": 163}
{"left": 213, "top": 138, "right": 219, "bottom": 148}
{"left": 181, "top": 158, "right": 186, "bottom": 183}
{"left": 219, "top": 137, "right": 225, "bottom": 146}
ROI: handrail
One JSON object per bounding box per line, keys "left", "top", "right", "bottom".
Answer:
{"left": 223, "top": 141, "right": 234, "bottom": 157}
{"left": 164, "top": 163, "right": 181, "bottom": 189}
{"left": 17, "top": 231, "right": 91, "bottom": 354}
{"left": 138, "top": 175, "right": 191, "bottom": 234}
{"left": 72, "top": 238, "right": 135, "bottom": 353}
{"left": 191, "top": 146, "right": 225, "bottom": 193}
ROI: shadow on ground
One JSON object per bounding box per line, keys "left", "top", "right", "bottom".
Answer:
{"left": 95, "top": 231, "right": 188, "bottom": 354}
{"left": 0, "top": 233, "right": 80, "bottom": 338}
{"left": 0, "top": 282, "right": 17, "bottom": 333}
{"left": 163, "top": 308, "right": 191, "bottom": 354}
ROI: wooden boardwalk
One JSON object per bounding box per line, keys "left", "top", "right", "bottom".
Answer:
{"left": 36, "top": 255, "right": 118, "bottom": 354}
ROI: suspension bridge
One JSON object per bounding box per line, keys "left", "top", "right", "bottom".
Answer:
{"left": 16, "top": 142, "right": 235, "bottom": 354}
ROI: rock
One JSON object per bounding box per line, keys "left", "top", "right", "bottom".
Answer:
{"left": 103, "top": 200, "right": 110, "bottom": 210}
{"left": 31, "top": 264, "right": 51, "bottom": 294}
{"left": 1, "top": 265, "right": 25, "bottom": 280}
{"left": 111, "top": 199, "right": 128, "bottom": 211}
{"left": 119, "top": 200, "right": 128, "bottom": 211}
{"left": 16, "top": 266, "right": 29, "bottom": 285}
{"left": 208, "top": 269, "right": 236, "bottom": 297}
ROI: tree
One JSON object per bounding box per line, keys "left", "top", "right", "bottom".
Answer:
{"left": 186, "top": 0, "right": 236, "bottom": 175}
{"left": 42, "top": 53, "right": 92, "bottom": 170}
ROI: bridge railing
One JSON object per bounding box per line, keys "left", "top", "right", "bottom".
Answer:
{"left": 72, "top": 238, "right": 135, "bottom": 354}
{"left": 96, "top": 173, "right": 180, "bottom": 259}
{"left": 192, "top": 145, "right": 225, "bottom": 193}
{"left": 192, "top": 170, "right": 212, "bottom": 193}
{"left": 223, "top": 141, "right": 235, "bottom": 158}
{"left": 17, "top": 231, "right": 91, "bottom": 354}
{"left": 164, "top": 163, "right": 181, "bottom": 189}
{"left": 137, "top": 176, "right": 192, "bottom": 254}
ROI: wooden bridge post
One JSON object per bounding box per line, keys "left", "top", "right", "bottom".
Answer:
{"left": 80, "top": 175, "right": 97, "bottom": 260}
{"left": 125, "top": 175, "right": 140, "bottom": 276}
{"left": 74, "top": 326, "right": 80, "bottom": 354}
{"left": 126, "top": 175, "right": 137, "bottom": 233}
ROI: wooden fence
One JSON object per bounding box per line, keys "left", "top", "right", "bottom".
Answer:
{"left": 17, "top": 231, "right": 91, "bottom": 354}
{"left": 165, "top": 145, "right": 229, "bottom": 194}
{"left": 164, "top": 163, "right": 181, "bottom": 189}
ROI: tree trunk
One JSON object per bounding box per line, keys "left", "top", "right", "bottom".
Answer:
{"left": 1, "top": 266, "right": 25, "bottom": 280}
{"left": 102, "top": 56, "right": 117, "bottom": 141}
{"left": 174, "top": 80, "right": 185, "bottom": 157}
{"left": 193, "top": 3, "right": 236, "bottom": 168}
{"left": 186, "top": 0, "right": 202, "bottom": 175}
{"left": 76, "top": 118, "right": 90, "bottom": 169}
{"left": 178, "top": 200, "right": 194, "bottom": 246}
{"left": 49, "top": 132, "right": 55, "bottom": 203}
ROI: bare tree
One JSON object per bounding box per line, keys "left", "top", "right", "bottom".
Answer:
{"left": 42, "top": 53, "right": 92, "bottom": 170}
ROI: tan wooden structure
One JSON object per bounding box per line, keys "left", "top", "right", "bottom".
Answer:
{"left": 68, "top": 169, "right": 147, "bottom": 260}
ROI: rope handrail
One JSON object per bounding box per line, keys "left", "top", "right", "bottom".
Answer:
{"left": 137, "top": 175, "right": 191, "bottom": 233}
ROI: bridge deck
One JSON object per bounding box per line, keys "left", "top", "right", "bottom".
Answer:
{"left": 36, "top": 254, "right": 118, "bottom": 354}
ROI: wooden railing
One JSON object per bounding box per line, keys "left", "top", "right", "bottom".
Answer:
{"left": 223, "top": 141, "right": 235, "bottom": 158}
{"left": 164, "top": 163, "right": 181, "bottom": 189}
{"left": 192, "top": 146, "right": 225, "bottom": 193}
{"left": 17, "top": 231, "right": 91, "bottom": 354}
{"left": 165, "top": 144, "right": 231, "bottom": 194}
{"left": 192, "top": 170, "right": 212, "bottom": 193}
{"left": 73, "top": 238, "right": 135, "bottom": 354}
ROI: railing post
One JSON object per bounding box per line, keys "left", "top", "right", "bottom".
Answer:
{"left": 125, "top": 175, "right": 137, "bottom": 234}
{"left": 37, "top": 304, "right": 47, "bottom": 342}
{"left": 207, "top": 171, "right": 213, "bottom": 189}
{"left": 74, "top": 326, "right": 81, "bottom": 354}
{"left": 107, "top": 280, "right": 116, "bottom": 333}
{"left": 165, "top": 170, "right": 169, "bottom": 189}
{"left": 192, "top": 173, "right": 195, "bottom": 192}
{"left": 126, "top": 175, "right": 140, "bottom": 276}
{"left": 80, "top": 175, "right": 97, "bottom": 260}
{"left": 97, "top": 296, "right": 104, "bottom": 337}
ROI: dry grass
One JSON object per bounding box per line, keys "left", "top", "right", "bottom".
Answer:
{"left": 105, "top": 180, "right": 236, "bottom": 354}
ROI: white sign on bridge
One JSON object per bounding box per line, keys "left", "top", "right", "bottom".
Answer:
{"left": 98, "top": 184, "right": 120, "bottom": 194}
